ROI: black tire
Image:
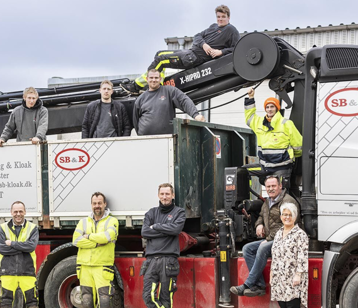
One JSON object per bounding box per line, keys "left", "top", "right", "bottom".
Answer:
{"left": 44, "top": 255, "right": 124, "bottom": 308}
{"left": 339, "top": 267, "right": 358, "bottom": 308}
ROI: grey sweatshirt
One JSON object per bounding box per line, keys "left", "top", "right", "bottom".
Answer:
{"left": 141, "top": 203, "right": 186, "bottom": 257}
{"left": 192, "top": 23, "right": 240, "bottom": 62}
{"left": 0, "top": 99, "right": 48, "bottom": 142}
{"left": 133, "top": 86, "right": 199, "bottom": 135}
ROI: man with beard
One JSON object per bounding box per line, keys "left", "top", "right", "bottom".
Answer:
{"left": 73, "top": 192, "right": 119, "bottom": 308}
{"left": 230, "top": 175, "right": 300, "bottom": 297}
{"left": 0, "top": 87, "right": 48, "bottom": 145}
{"left": 140, "top": 183, "right": 186, "bottom": 308}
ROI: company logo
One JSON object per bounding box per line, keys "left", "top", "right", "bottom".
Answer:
{"left": 167, "top": 214, "right": 173, "bottom": 221}
{"left": 55, "top": 148, "right": 90, "bottom": 171}
{"left": 160, "top": 96, "right": 166, "bottom": 101}
{"left": 325, "top": 88, "right": 358, "bottom": 117}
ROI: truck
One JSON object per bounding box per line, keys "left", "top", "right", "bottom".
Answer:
{"left": 0, "top": 32, "right": 357, "bottom": 308}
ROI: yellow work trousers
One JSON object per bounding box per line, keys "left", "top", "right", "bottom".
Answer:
{"left": 1, "top": 275, "right": 37, "bottom": 307}
{"left": 77, "top": 265, "right": 114, "bottom": 308}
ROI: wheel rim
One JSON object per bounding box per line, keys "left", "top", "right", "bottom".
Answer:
{"left": 58, "top": 274, "right": 79, "bottom": 308}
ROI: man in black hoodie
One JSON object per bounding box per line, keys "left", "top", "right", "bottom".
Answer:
{"left": 0, "top": 87, "right": 48, "bottom": 146}
{"left": 140, "top": 183, "right": 186, "bottom": 308}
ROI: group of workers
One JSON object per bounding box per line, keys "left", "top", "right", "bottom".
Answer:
{"left": 0, "top": 3, "right": 307, "bottom": 308}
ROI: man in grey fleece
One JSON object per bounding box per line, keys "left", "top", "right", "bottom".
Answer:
{"left": 0, "top": 87, "right": 48, "bottom": 146}
{"left": 140, "top": 183, "right": 186, "bottom": 308}
{"left": 133, "top": 69, "right": 205, "bottom": 135}
{"left": 123, "top": 4, "right": 239, "bottom": 94}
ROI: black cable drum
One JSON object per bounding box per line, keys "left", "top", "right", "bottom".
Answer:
{"left": 233, "top": 32, "right": 281, "bottom": 81}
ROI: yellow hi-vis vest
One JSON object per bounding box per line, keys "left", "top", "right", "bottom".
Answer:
{"left": 73, "top": 213, "right": 118, "bottom": 266}
{"left": 0, "top": 220, "right": 37, "bottom": 276}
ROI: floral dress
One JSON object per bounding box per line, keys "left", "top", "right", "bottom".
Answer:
{"left": 270, "top": 225, "right": 309, "bottom": 307}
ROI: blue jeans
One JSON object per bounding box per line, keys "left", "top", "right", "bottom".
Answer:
{"left": 242, "top": 239, "right": 273, "bottom": 288}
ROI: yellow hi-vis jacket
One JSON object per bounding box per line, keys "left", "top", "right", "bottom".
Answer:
{"left": 245, "top": 99, "right": 302, "bottom": 170}
{"left": 0, "top": 220, "right": 38, "bottom": 276}
{"left": 73, "top": 209, "right": 118, "bottom": 266}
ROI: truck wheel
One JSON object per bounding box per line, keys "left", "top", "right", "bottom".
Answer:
{"left": 44, "top": 255, "right": 124, "bottom": 308}
{"left": 339, "top": 267, "right": 358, "bottom": 308}
{"left": 44, "top": 255, "right": 79, "bottom": 308}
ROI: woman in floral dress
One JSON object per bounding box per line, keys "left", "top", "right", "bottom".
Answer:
{"left": 270, "top": 202, "right": 308, "bottom": 308}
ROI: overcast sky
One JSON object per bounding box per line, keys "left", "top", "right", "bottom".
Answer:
{"left": 0, "top": 0, "right": 357, "bottom": 92}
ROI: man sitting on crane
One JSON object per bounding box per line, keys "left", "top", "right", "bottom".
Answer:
{"left": 121, "top": 4, "right": 240, "bottom": 94}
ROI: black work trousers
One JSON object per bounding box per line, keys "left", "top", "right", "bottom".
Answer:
{"left": 148, "top": 49, "right": 203, "bottom": 72}
{"left": 141, "top": 256, "right": 179, "bottom": 308}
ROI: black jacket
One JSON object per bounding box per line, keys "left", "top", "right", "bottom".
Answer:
{"left": 82, "top": 99, "right": 131, "bottom": 138}
{"left": 0, "top": 220, "right": 39, "bottom": 276}
{"left": 141, "top": 203, "right": 186, "bottom": 257}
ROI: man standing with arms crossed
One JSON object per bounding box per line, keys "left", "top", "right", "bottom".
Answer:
{"left": 0, "top": 201, "right": 39, "bottom": 308}
{"left": 140, "top": 183, "right": 186, "bottom": 308}
{"left": 73, "top": 192, "right": 119, "bottom": 308}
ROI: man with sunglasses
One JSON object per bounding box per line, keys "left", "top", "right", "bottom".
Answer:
{"left": 230, "top": 175, "right": 300, "bottom": 297}
{"left": 243, "top": 88, "right": 302, "bottom": 187}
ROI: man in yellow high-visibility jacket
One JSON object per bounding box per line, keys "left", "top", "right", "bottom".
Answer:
{"left": 244, "top": 88, "right": 302, "bottom": 187}
{"left": 73, "top": 192, "right": 119, "bottom": 308}
{"left": 0, "top": 201, "right": 39, "bottom": 308}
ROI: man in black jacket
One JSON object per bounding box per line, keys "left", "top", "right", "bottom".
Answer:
{"left": 140, "top": 183, "right": 186, "bottom": 308}
{"left": 0, "top": 201, "right": 39, "bottom": 308}
{"left": 122, "top": 4, "right": 239, "bottom": 94}
{"left": 82, "top": 80, "right": 131, "bottom": 138}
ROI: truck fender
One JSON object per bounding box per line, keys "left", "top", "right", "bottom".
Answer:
{"left": 326, "top": 220, "right": 358, "bottom": 244}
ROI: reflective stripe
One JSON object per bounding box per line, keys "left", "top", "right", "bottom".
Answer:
{"left": 155, "top": 59, "right": 170, "bottom": 71}
{"left": 248, "top": 167, "right": 262, "bottom": 171}
{"left": 74, "top": 235, "right": 84, "bottom": 246}
{"left": 169, "top": 278, "right": 173, "bottom": 308}
{"left": 135, "top": 73, "right": 147, "bottom": 87}
{"left": 82, "top": 218, "right": 87, "bottom": 234}
{"left": 151, "top": 282, "right": 164, "bottom": 308}
{"left": 244, "top": 104, "right": 255, "bottom": 110}
{"left": 292, "top": 146, "right": 302, "bottom": 150}
{"left": 75, "top": 228, "right": 83, "bottom": 235}
{"left": 25, "top": 224, "right": 32, "bottom": 239}
{"left": 104, "top": 231, "right": 111, "bottom": 242}
{"left": 247, "top": 114, "right": 255, "bottom": 127}
{"left": 104, "top": 217, "right": 111, "bottom": 230}
{"left": 282, "top": 118, "right": 288, "bottom": 124}
{"left": 259, "top": 159, "right": 293, "bottom": 167}
{"left": 107, "top": 226, "right": 117, "bottom": 236}
{"left": 158, "top": 51, "right": 174, "bottom": 56}
{"left": 3, "top": 225, "right": 11, "bottom": 240}
{"left": 260, "top": 149, "right": 287, "bottom": 155}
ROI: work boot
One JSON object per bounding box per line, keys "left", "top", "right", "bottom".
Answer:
{"left": 229, "top": 284, "right": 248, "bottom": 296}
{"left": 243, "top": 285, "right": 266, "bottom": 297}
{"left": 120, "top": 80, "right": 142, "bottom": 95}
